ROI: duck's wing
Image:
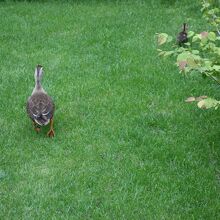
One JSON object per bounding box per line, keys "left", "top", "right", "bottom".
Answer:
{"left": 27, "top": 93, "right": 55, "bottom": 125}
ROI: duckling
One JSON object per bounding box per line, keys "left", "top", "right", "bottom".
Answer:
{"left": 177, "top": 23, "right": 188, "bottom": 46}
{"left": 26, "top": 65, "right": 55, "bottom": 137}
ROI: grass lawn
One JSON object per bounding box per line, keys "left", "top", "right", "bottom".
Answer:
{"left": 0, "top": 0, "right": 220, "bottom": 219}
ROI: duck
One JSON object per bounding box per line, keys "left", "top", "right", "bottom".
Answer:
{"left": 177, "top": 23, "right": 188, "bottom": 46}
{"left": 26, "top": 65, "right": 55, "bottom": 137}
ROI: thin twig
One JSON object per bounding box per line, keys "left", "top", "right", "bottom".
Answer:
{"left": 206, "top": 72, "right": 220, "bottom": 86}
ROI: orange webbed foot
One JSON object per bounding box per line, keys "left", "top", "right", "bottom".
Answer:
{"left": 47, "top": 118, "right": 55, "bottom": 138}
{"left": 35, "top": 127, "right": 41, "bottom": 133}
{"left": 47, "top": 129, "right": 55, "bottom": 138}
{"left": 33, "top": 121, "right": 41, "bottom": 133}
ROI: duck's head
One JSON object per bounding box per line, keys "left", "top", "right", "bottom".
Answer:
{"left": 35, "top": 64, "right": 43, "bottom": 82}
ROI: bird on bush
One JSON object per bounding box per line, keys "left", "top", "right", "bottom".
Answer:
{"left": 177, "top": 23, "right": 188, "bottom": 46}
{"left": 26, "top": 65, "right": 55, "bottom": 137}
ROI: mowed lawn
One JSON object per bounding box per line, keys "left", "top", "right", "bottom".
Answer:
{"left": 0, "top": 0, "right": 220, "bottom": 219}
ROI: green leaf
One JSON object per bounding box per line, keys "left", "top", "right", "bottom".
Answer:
{"left": 208, "top": 9, "right": 215, "bottom": 15}
{"left": 195, "top": 96, "right": 208, "bottom": 101}
{"left": 177, "top": 47, "right": 187, "bottom": 53}
{"left": 188, "top": 31, "right": 195, "bottom": 38}
{"left": 177, "top": 60, "right": 187, "bottom": 70}
{"left": 185, "top": 97, "right": 196, "bottom": 102}
{"left": 201, "top": 37, "right": 208, "bottom": 44}
{"left": 192, "top": 35, "right": 200, "bottom": 42}
{"left": 163, "top": 51, "right": 174, "bottom": 56}
{"left": 187, "top": 57, "right": 198, "bottom": 68}
{"left": 200, "top": 31, "right": 209, "bottom": 39}
{"left": 197, "top": 98, "right": 220, "bottom": 109}
{"left": 177, "top": 52, "right": 190, "bottom": 61}
{"left": 214, "top": 48, "right": 220, "bottom": 55}
{"left": 167, "top": 36, "right": 173, "bottom": 43}
{"left": 158, "top": 51, "right": 166, "bottom": 56}
{"left": 158, "top": 50, "right": 174, "bottom": 57}
{"left": 184, "top": 42, "right": 191, "bottom": 46}
{"left": 208, "top": 32, "right": 216, "bottom": 41}
{"left": 204, "top": 60, "right": 212, "bottom": 67}
{"left": 212, "top": 65, "right": 220, "bottom": 71}
{"left": 157, "top": 33, "right": 169, "bottom": 45}
{"left": 202, "top": 2, "right": 210, "bottom": 10}
{"left": 176, "top": 60, "right": 187, "bottom": 71}
{"left": 192, "top": 50, "right": 199, "bottom": 55}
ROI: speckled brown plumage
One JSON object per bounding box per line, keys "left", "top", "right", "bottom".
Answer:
{"left": 26, "top": 92, "right": 55, "bottom": 125}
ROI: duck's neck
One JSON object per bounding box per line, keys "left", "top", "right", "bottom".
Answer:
{"left": 183, "top": 23, "right": 187, "bottom": 32}
{"left": 36, "top": 79, "right": 42, "bottom": 90}
{"left": 32, "top": 79, "right": 45, "bottom": 94}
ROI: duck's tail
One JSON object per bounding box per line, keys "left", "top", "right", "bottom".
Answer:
{"left": 34, "top": 114, "right": 50, "bottom": 126}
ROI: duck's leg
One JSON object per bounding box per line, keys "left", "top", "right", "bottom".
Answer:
{"left": 33, "top": 121, "right": 41, "bottom": 133}
{"left": 47, "top": 117, "right": 55, "bottom": 138}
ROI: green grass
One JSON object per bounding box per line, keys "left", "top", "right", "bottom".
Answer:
{"left": 0, "top": 0, "right": 220, "bottom": 219}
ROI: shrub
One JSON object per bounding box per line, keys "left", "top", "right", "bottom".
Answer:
{"left": 157, "top": 0, "right": 220, "bottom": 109}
